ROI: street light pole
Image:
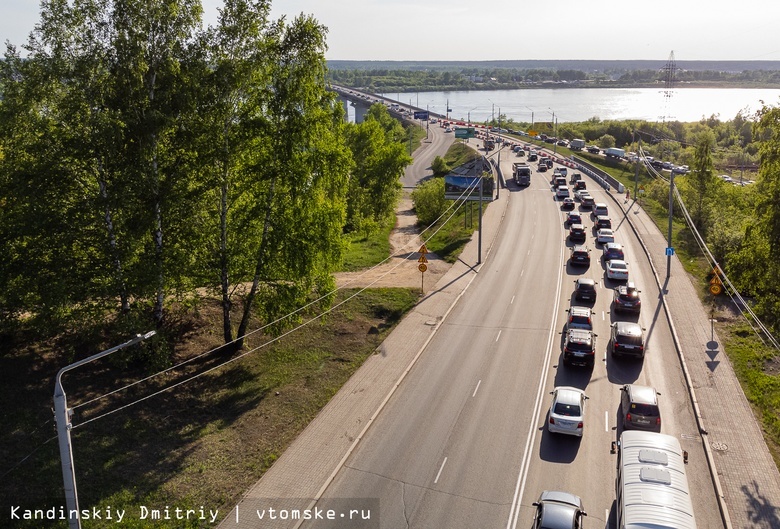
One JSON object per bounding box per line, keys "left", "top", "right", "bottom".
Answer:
{"left": 54, "top": 331, "right": 156, "bottom": 529}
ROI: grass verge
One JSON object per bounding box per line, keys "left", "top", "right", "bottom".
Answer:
{"left": 1, "top": 288, "right": 419, "bottom": 528}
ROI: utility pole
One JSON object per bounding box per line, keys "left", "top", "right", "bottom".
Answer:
{"left": 634, "top": 132, "right": 641, "bottom": 200}
{"left": 667, "top": 170, "right": 675, "bottom": 279}
{"left": 55, "top": 332, "right": 156, "bottom": 529}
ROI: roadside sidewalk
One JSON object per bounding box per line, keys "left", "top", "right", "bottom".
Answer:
{"left": 611, "top": 192, "right": 780, "bottom": 529}
{"left": 219, "top": 172, "right": 509, "bottom": 529}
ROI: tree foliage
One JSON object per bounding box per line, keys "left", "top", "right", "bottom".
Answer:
{"left": 0, "top": 0, "right": 411, "bottom": 357}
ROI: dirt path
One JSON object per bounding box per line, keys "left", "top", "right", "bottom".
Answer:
{"left": 334, "top": 194, "right": 451, "bottom": 291}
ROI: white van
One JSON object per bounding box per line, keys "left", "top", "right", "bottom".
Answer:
{"left": 614, "top": 431, "right": 696, "bottom": 529}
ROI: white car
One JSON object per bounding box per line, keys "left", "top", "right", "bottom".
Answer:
{"left": 548, "top": 386, "right": 587, "bottom": 437}
{"left": 575, "top": 189, "right": 591, "bottom": 201}
{"left": 606, "top": 259, "right": 629, "bottom": 281}
{"left": 596, "top": 228, "right": 614, "bottom": 244}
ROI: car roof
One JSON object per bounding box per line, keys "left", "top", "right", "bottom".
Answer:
{"left": 598, "top": 228, "right": 614, "bottom": 234}
{"left": 567, "top": 328, "right": 592, "bottom": 341}
{"left": 604, "top": 242, "right": 622, "bottom": 250}
{"left": 576, "top": 277, "right": 595, "bottom": 286}
{"left": 608, "top": 259, "right": 626, "bottom": 266}
{"left": 625, "top": 384, "right": 658, "bottom": 405}
{"left": 571, "top": 223, "right": 584, "bottom": 230}
{"left": 594, "top": 202, "right": 607, "bottom": 207}
{"left": 570, "top": 306, "right": 591, "bottom": 316}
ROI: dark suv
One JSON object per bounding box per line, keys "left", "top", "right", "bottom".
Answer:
{"left": 595, "top": 215, "right": 612, "bottom": 230}
{"left": 568, "top": 223, "right": 587, "bottom": 243}
{"left": 602, "top": 242, "right": 624, "bottom": 262}
{"left": 620, "top": 384, "right": 662, "bottom": 432}
{"left": 580, "top": 195, "right": 595, "bottom": 209}
{"left": 563, "top": 329, "right": 596, "bottom": 368}
{"left": 569, "top": 245, "right": 591, "bottom": 267}
{"left": 613, "top": 282, "right": 641, "bottom": 314}
{"left": 574, "top": 278, "right": 597, "bottom": 302}
{"left": 609, "top": 322, "right": 645, "bottom": 359}
{"left": 574, "top": 180, "right": 586, "bottom": 190}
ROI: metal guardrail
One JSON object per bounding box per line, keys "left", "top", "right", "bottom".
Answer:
{"left": 571, "top": 155, "right": 624, "bottom": 193}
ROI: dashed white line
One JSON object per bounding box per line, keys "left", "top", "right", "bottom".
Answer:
{"left": 511, "top": 295, "right": 516, "bottom": 304}
{"left": 605, "top": 410, "right": 609, "bottom": 432}
{"left": 434, "top": 457, "right": 448, "bottom": 484}
{"left": 496, "top": 330, "right": 502, "bottom": 342}
{"left": 472, "top": 380, "right": 482, "bottom": 398}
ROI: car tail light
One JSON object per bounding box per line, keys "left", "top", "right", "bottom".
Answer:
{"left": 656, "top": 417, "right": 661, "bottom": 426}
{"left": 626, "top": 413, "right": 632, "bottom": 422}
{"left": 577, "top": 421, "right": 583, "bottom": 428}
{"left": 549, "top": 417, "right": 555, "bottom": 425}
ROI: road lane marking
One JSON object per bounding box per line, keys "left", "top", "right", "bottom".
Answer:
{"left": 507, "top": 216, "right": 565, "bottom": 529}
{"left": 605, "top": 410, "right": 609, "bottom": 432}
{"left": 434, "top": 457, "right": 447, "bottom": 484}
{"left": 472, "top": 380, "right": 482, "bottom": 398}
{"left": 496, "top": 330, "right": 502, "bottom": 342}
{"left": 511, "top": 295, "right": 516, "bottom": 304}
{"left": 602, "top": 310, "right": 606, "bottom": 320}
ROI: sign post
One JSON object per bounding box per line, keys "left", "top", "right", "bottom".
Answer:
{"left": 418, "top": 245, "right": 429, "bottom": 291}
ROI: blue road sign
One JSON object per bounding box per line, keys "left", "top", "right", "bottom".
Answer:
{"left": 413, "top": 111, "right": 429, "bottom": 120}
{"left": 665, "top": 247, "right": 675, "bottom": 256}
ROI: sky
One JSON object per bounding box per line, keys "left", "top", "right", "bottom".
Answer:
{"left": 2, "top": 0, "right": 780, "bottom": 62}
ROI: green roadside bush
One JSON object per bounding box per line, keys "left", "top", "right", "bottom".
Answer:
{"left": 412, "top": 178, "right": 446, "bottom": 226}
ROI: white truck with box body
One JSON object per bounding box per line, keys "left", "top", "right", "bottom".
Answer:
{"left": 569, "top": 138, "right": 586, "bottom": 150}
{"left": 604, "top": 147, "right": 626, "bottom": 159}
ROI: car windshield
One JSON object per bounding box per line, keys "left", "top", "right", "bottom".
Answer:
{"left": 554, "top": 403, "right": 581, "bottom": 416}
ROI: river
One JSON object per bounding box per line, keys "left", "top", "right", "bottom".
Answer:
{"left": 379, "top": 87, "right": 780, "bottom": 123}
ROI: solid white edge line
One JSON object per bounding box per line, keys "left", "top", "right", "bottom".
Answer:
{"left": 434, "top": 457, "right": 448, "bottom": 484}
{"left": 506, "top": 209, "right": 565, "bottom": 529}
{"left": 496, "top": 330, "right": 502, "bottom": 342}
{"left": 605, "top": 410, "right": 609, "bottom": 432}
{"left": 472, "top": 379, "right": 482, "bottom": 398}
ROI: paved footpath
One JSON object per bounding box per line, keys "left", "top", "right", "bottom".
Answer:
{"left": 610, "top": 190, "right": 780, "bottom": 529}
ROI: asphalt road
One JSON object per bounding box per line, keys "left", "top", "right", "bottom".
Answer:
{"left": 401, "top": 120, "right": 455, "bottom": 189}
{"left": 303, "top": 141, "right": 724, "bottom": 528}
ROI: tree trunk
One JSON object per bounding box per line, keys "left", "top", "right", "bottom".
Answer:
{"left": 99, "top": 176, "right": 130, "bottom": 313}
{"left": 235, "top": 175, "right": 277, "bottom": 350}
{"left": 220, "top": 138, "right": 233, "bottom": 343}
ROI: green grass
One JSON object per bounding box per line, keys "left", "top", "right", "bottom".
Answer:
{"left": 444, "top": 141, "right": 482, "bottom": 167}
{"left": 341, "top": 215, "right": 395, "bottom": 271}
{"left": 1, "top": 288, "right": 420, "bottom": 529}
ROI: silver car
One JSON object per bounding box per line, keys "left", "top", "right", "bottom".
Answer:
{"left": 548, "top": 386, "right": 588, "bottom": 437}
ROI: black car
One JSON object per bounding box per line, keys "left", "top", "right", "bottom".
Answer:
{"left": 568, "top": 223, "right": 587, "bottom": 243}
{"left": 574, "top": 278, "right": 597, "bottom": 302}
{"left": 532, "top": 491, "right": 587, "bottom": 529}
{"left": 609, "top": 322, "right": 645, "bottom": 359}
{"left": 565, "top": 212, "right": 582, "bottom": 225}
{"left": 574, "top": 179, "right": 586, "bottom": 190}
{"left": 595, "top": 215, "right": 612, "bottom": 230}
{"left": 620, "top": 384, "right": 662, "bottom": 433}
{"left": 569, "top": 245, "right": 591, "bottom": 267}
{"left": 561, "top": 198, "right": 575, "bottom": 210}
{"left": 587, "top": 145, "right": 600, "bottom": 154}
{"left": 563, "top": 329, "right": 596, "bottom": 368}
{"left": 613, "top": 282, "right": 641, "bottom": 314}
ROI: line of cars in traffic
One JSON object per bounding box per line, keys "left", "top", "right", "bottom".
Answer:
{"left": 529, "top": 158, "right": 669, "bottom": 529}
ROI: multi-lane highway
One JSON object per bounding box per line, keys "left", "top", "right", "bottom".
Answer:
{"left": 302, "top": 137, "right": 724, "bottom": 528}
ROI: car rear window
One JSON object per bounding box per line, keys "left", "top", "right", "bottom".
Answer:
{"left": 629, "top": 403, "right": 659, "bottom": 416}
{"left": 570, "top": 315, "right": 591, "bottom": 326}
{"left": 554, "top": 403, "right": 581, "bottom": 416}
{"left": 567, "top": 339, "right": 592, "bottom": 351}
{"left": 618, "top": 334, "right": 643, "bottom": 346}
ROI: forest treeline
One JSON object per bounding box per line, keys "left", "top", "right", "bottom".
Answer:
{"left": 0, "top": 0, "right": 412, "bottom": 364}
{"left": 329, "top": 66, "right": 780, "bottom": 93}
